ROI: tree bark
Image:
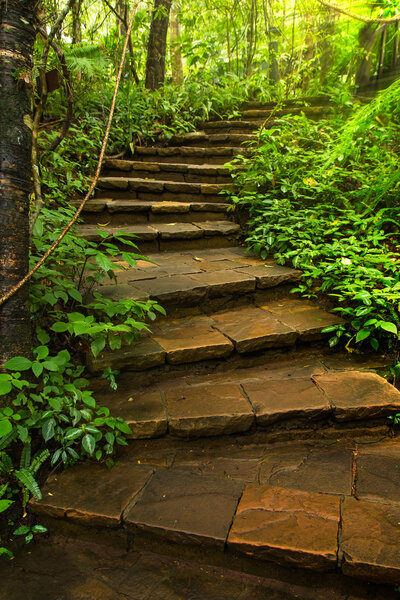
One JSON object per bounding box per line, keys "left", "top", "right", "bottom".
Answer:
{"left": 145, "top": 0, "right": 172, "bottom": 90}
{"left": 71, "top": 0, "right": 82, "bottom": 44}
{"left": 170, "top": 2, "right": 183, "bottom": 85}
{"left": 0, "top": 0, "right": 36, "bottom": 363}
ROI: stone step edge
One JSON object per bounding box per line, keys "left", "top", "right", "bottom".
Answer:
{"left": 103, "top": 159, "right": 232, "bottom": 175}
{"left": 80, "top": 199, "right": 230, "bottom": 215}
{"left": 131, "top": 145, "right": 250, "bottom": 157}
{"left": 30, "top": 475, "right": 400, "bottom": 587}
{"left": 97, "top": 177, "right": 233, "bottom": 195}
{"left": 95, "top": 371, "right": 400, "bottom": 440}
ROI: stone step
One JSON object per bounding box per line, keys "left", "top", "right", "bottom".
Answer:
{"left": 203, "top": 120, "right": 261, "bottom": 133}
{"left": 93, "top": 248, "right": 303, "bottom": 310}
{"left": 31, "top": 419, "right": 400, "bottom": 587}
{"left": 240, "top": 105, "right": 333, "bottom": 121}
{"left": 103, "top": 159, "right": 232, "bottom": 184}
{"left": 241, "top": 95, "right": 332, "bottom": 110}
{"left": 131, "top": 145, "right": 249, "bottom": 165}
{"left": 87, "top": 298, "right": 344, "bottom": 375}
{"left": 80, "top": 199, "right": 230, "bottom": 226}
{"left": 77, "top": 220, "right": 240, "bottom": 253}
{"left": 169, "top": 132, "right": 257, "bottom": 147}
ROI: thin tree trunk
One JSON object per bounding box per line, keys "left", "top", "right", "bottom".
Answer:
{"left": 71, "top": 0, "right": 82, "bottom": 43}
{"left": 170, "top": 2, "right": 183, "bottom": 85}
{"left": 377, "top": 26, "right": 387, "bottom": 77}
{"left": 0, "top": 0, "right": 36, "bottom": 363}
{"left": 393, "top": 21, "right": 399, "bottom": 67}
{"left": 145, "top": 0, "right": 172, "bottom": 90}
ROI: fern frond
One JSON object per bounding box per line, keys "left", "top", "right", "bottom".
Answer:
{"left": 0, "top": 429, "right": 18, "bottom": 451}
{"left": 0, "top": 483, "right": 8, "bottom": 499}
{"left": 0, "top": 452, "right": 13, "bottom": 474}
{"left": 63, "top": 43, "right": 110, "bottom": 77}
{"left": 29, "top": 449, "right": 50, "bottom": 475}
{"left": 14, "top": 469, "right": 42, "bottom": 501}
{"left": 20, "top": 443, "right": 31, "bottom": 470}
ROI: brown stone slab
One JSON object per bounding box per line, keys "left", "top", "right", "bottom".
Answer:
{"left": 257, "top": 298, "right": 344, "bottom": 340}
{"left": 212, "top": 307, "right": 297, "bottom": 353}
{"left": 164, "top": 181, "right": 201, "bottom": 194}
{"left": 87, "top": 337, "right": 166, "bottom": 374}
{"left": 31, "top": 463, "right": 153, "bottom": 528}
{"left": 128, "top": 179, "right": 164, "bottom": 193}
{"left": 153, "top": 223, "right": 203, "bottom": 240}
{"left": 341, "top": 496, "right": 400, "bottom": 584}
{"left": 355, "top": 441, "right": 400, "bottom": 504}
{"left": 235, "top": 264, "right": 301, "bottom": 288}
{"left": 81, "top": 200, "right": 107, "bottom": 212}
{"left": 98, "top": 177, "right": 129, "bottom": 190}
{"left": 312, "top": 371, "right": 400, "bottom": 422}
{"left": 228, "top": 484, "right": 340, "bottom": 571}
{"left": 96, "top": 283, "right": 150, "bottom": 302}
{"left": 114, "top": 224, "right": 158, "bottom": 240}
{"left": 195, "top": 221, "right": 240, "bottom": 236}
{"left": 243, "top": 378, "right": 330, "bottom": 427}
{"left": 153, "top": 316, "right": 234, "bottom": 364}
{"left": 106, "top": 200, "right": 153, "bottom": 213}
{"left": 191, "top": 202, "right": 229, "bottom": 212}
{"left": 165, "top": 383, "right": 254, "bottom": 437}
{"left": 259, "top": 445, "right": 353, "bottom": 495}
{"left": 175, "top": 457, "right": 260, "bottom": 483}
{"left": 189, "top": 270, "right": 255, "bottom": 296}
{"left": 151, "top": 202, "right": 191, "bottom": 214}
{"left": 102, "top": 390, "right": 167, "bottom": 439}
{"left": 125, "top": 468, "right": 243, "bottom": 548}
{"left": 135, "top": 274, "right": 208, "bottom": 304}
{"left": 201, "top": 183, "right": 231, "bottom": 195}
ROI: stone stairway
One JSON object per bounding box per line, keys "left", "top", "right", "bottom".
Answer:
{"left": 31, "top": 101, "right": 400, "bottom": 594}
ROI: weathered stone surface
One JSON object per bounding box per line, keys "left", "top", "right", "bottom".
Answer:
{"left": 189, "top": 270, "right": 255, "bottom": 296}
{"left": 235, "top": 264, "right": 301, "bottom": 288}
{"left": 165, "top": 383, "right": 254, "bottom": 437}
{"left": 98, "top": 177, "right": 129, "bottom": 190}
{"left": 201, "top": 183, "right": 231, "bottom": 195}
{"left": 243, "top": 378, "right": 330, "bottom": 426}
{"left": 31, "top": 463, "right": 153, "bottom": 527}
{"left": 355, "top": 441, "right": 400, "bottom": 504}
{"left": 228, "top": 485, "right": 340, "bottom": 571}
{"left": 259, "top": 445, "right": 353, "bottom": 495}
{"left": 195, "top": 221, "right": 240, "bottom": 236}
{"left": 128, "top": 179, "right": 164, "bottom": 193}
{"left": 106, "top": 200, "right": 153, "bottom": 213}
{"left": 341, "top": 497, "right": 400, "bottom": 584}
{"left": 134, "top": 146, "right": 157, "bottom": 155}
{"left": 176, "top": 456, "right": 260, "bottom": 483}
{"left": 87, "top": 337, "right": 166, "bottom": 374}
{"left": 153, "top": 223, "right": 203, "bottom": 240}
{"left": 212, "top": 307, "right": 298, "bottom": 353}
{"left": 153, "top": 316, "right": 234, "bottom": 364}
{"left": 102, "top": 390, "right": 167, "bottom": 439}
{"left": 135, "top": 274, "right": 208, "bottom": 304}
{"left": 151, "top": 202, "right": 191, "bottom": 213}
{"left": 258, "top": 298, "right": 344, "bottom": 340}
{"left": 312, "top": 371, "right": 400, "bottom": 421}
{"left": 117, "top": 224, "right": 159, "bottom": 240}
{"left": 96, "top": 283, "right": 149, "bottom": 302}
{"left": 82, "top": 200, "right": 107, "bottom": 212}
{"left": 164, "top": 182, "right": 201, "bottom": 194}
{"left": 125, "top": 468, "right": 243, "bottom": 547}
{"left": 191, "top": 202, "right": 229, "bottom": 212}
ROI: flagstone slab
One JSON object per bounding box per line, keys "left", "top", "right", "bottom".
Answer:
{"left": 355, "top": 441, "right": 400, "bottom": 504}
{"left": 341, "top": 496, "right": 400, "bottom": 584}
{"left": 242, "top": 378, "right": 330, "bottom": 427}
{"left": 257, "top": 298, "right": 344, "bottom": 340}
{"left": 195, "top": 221, "right": 240, "bottom": 236}
{"left": 165, "top": 383, "right": 254, "bottom": 437}
{"left": 312, "top": 371, "right": 400, "bottom": 421}
{"left": 125, "top": 469, "right": 243, "bottom": 548}
{"left": 235, "top": 264, "right": 301, "bottom": 288}
{"left": 189, "top": 270, "right": 256, "bottom": 296}
{"left": 153, "top": 223, "right": 204, "bottom": 239}
{"left": 134, "top": 274, "right": 208, "bottom": 304}
{"left": 228, "top": 485, "right": 340, "bottom": 571}
{"left": 153, "top": 316, "right": 234, "bottom": 364}
{"left": 31, "top": 463, "right": 153, "bottom": 528}
{"left": 87, "top": 337, "right": 166, "bottom": 374}
{"left": 259, "top": 445, "right": 353, "bottom": 495}
{"left": 102, "top": 390, "right": 167, "bottom": 439}
{"left": 212, "top": 307, "right": 298, "bottom": 353}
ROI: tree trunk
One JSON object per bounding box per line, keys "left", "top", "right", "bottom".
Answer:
{"left": 170, "top": 2, "right": 183, "bottom": 85}
{"left": 0, "top": 0, "right": 35, "bottom": 364}
{"left": 71, "top": 0, "right": 82, "bottom": 44}
{"left": 145, "top": 0, "right": 172, "bottom": 90}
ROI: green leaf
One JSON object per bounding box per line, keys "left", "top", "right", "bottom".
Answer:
{"left": 91, "top": 336, "right": 106, "bottom": 358}
{"left": 68, "top": 288, "right": 82, "bottom": 303}
{"left": 0, "top": 420, "right": 12, "bottom": 438}
{"left": 82, "top": 433, "right": 95, "bottom": 455}
{"left": 356, "top": 329, "right": 371, "bottom": 343}
{"left": 34, "top": 346, "right": 49, "bottom": 360}
{"left": 51, "top": 322, "right": 69, "bottom": 333}
{"left": 0, "top": 381, "right": 12, "bottom": 396}
{"left": 95, "top": 254, "right": 114, "bottom": 272}
{"left": 115, "top": 421, "right": 132, "bottom": 435}
{"left": 42, "top": 419, "right": 55, "bottom": 442}
{"left": 64, "top": 428, "right": 83, "bottom": 441}
{"left": 32, "top": 362, "right": 44, "bottom": 378}
{"left": 13, "top": 526, "right": 30, "bottom": 536}
{"left": 4, "top": 357, "right": 32, "bottom": 371}
{"left": 379, "top": 322, "right": 398, "bottom": 335}
{"left": 32, "top": 524, "right": 47, "bottom": 534}
{"left": 0, "top": 499, "right": 13, "bottom": 512}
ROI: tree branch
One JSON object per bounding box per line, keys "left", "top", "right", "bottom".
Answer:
{"left": 315, "top": 0, "right": 400, "bottom": 24}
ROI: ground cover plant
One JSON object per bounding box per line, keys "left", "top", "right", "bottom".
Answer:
{"left": 228, "top": 81, "right": 400, "bottom": 376}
